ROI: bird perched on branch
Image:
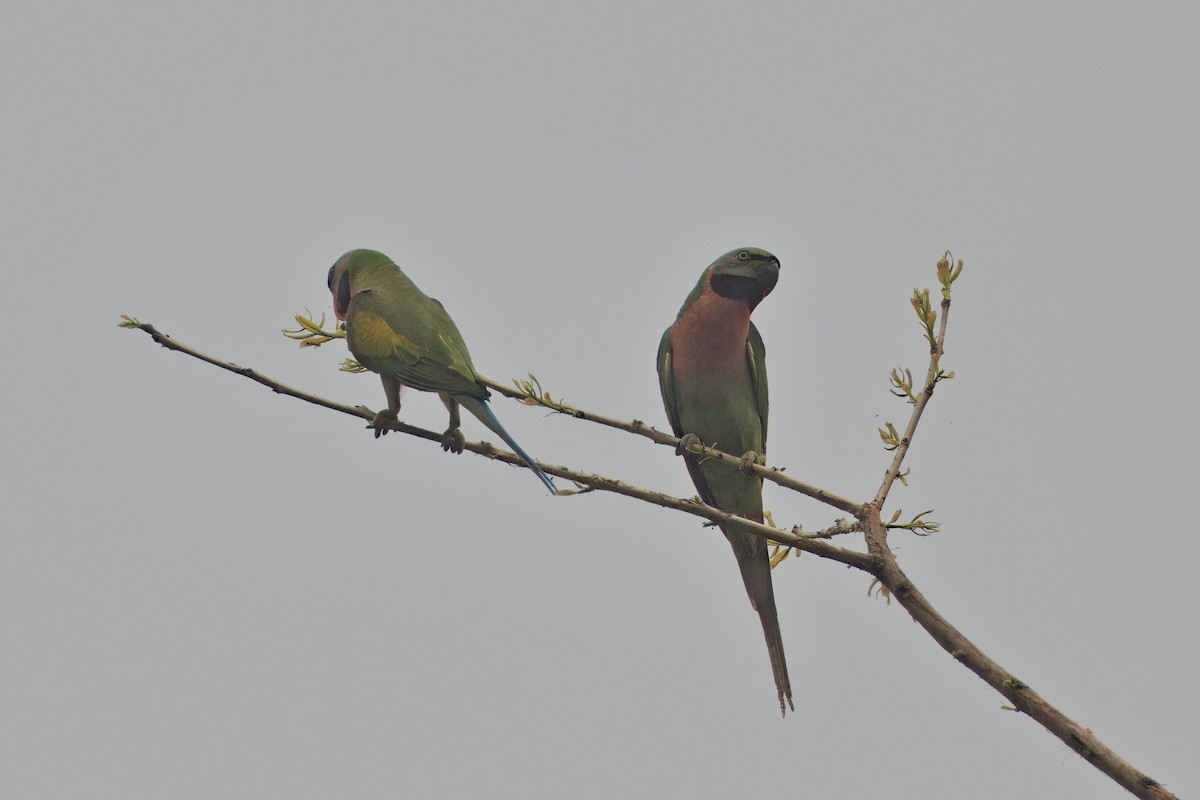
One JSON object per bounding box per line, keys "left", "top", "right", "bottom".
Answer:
{"left": 328, "top": 248, "right": 557, "bottom": 494}
{"left": 657, "top": 247, "right": 792, "bottom": 714}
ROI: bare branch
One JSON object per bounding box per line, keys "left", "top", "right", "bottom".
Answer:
{"left": 119, "top": 315, "right": 872, "bottom": 570}
{"left": 849, "top": 255, "right": 1177, "bottom": 799}
{"left": 486, "top": 375, "right": 863, "bottom": 516}
{"left": 553, "top": 470, "right": 878, "bottom": 572}
{"left": 121, "top": 253, "right": 1179, "bottom": 800}
{"left": 859, "top": 506, "right": 1176, "bottom": 800}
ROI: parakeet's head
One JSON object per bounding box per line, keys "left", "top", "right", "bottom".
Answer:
{"left": 707, "top": 247, "right": 779, "bottom": 310}
{"left": 327, "top": 249, "right": 394, "bottom": 321}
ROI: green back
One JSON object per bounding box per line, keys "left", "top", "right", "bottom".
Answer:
{"left": 344, "top": 253, "right": 487, "bottom": 399}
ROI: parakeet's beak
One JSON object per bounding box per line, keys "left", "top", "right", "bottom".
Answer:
{"left": 756, "top": 257, "right": 780, "bottom": 291}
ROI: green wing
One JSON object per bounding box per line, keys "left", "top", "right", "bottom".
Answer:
{"left": 656, "top": 327, "right": 683, "bottom": 437}
{"left": 747, "top": 320, "right": 769, "bottom": 454}
{"left": 347, "top": 287, "right": 486, "bottom": 399}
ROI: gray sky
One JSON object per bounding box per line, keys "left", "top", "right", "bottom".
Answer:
{"left": 3, "top": 2, "right": 1196, "bottom": 798}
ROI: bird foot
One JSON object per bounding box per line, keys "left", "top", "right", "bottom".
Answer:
{"left": 677, "top": 433, "right": 704, "bottom": 456}
{"left": 441, "top": 426, "right": 466, "bottom": 454}
{"left": 370, "top": 410, "right": 399, "bottom": 439}
{"left": 739, "top": 450, "right": 761, "bottom": 475}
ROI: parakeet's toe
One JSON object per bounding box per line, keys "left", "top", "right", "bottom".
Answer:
{"left": 441, "top": 427, "right": 466, "bottom": 453}
{"left": 739, "top": 450, "right": 761, "bottom": 475}
{"left": 678, "top": 433, "right": 702, "bottom": 456}
{"left": 370, "top": 410, "right": 399, "bottom": 439}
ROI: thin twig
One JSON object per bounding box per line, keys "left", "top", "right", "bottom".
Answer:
{"left": 483, "top": 377, "right": 863, "bottom": 516}
{"left": 798, "top": 518, "right": 862, "bottom": 539}
{"left": 120, "top": 316, "right": 871, "bottom": 569}
{"left": 556, "top": 471, "right": 877, "bottom": 572}
{"left": 873, "top": 298, "right": 949, "bottom": 510}
{"left": 281, "top": 314, "right": 862, "bottom": 515}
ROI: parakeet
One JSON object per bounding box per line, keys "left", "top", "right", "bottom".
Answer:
{"left": 656, "top": 247, "right": 792, "bottom": 714}
{"left": 328, "top": 248, "right": 557, "bottom": 495}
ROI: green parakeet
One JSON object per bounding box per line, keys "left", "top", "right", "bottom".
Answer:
{"left": 328, "top": 249, "right": 557, "bottom": 494}
{"left": 657, "top": 247, "right": 792, "bottom": 714}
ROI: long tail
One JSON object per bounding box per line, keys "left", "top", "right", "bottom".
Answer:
{"left": 725, "top": 527, "right": 794, "bottom": 716}
{"left": 458, "top": 396, "right": 558, "bottom": 495}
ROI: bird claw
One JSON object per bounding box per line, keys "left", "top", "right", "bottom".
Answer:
{"left": 739, "top": 450, "right": 761, "bottom": 475}
{"left": 441, "top": 426, "right": 466, "bottom": 454}
{"left": 370, "top": 410, "right": 399, "bottom": 439}
{"left": 677, "top": 433, "right": 703, "bottom": 456}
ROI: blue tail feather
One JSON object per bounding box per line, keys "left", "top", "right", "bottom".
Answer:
{"left": 458, "top": 396, "right": 558, "bottom": 494}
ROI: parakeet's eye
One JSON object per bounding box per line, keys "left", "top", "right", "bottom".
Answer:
{"left": 327, "top": 265, "right": 336, "bottom": 291}
{"left": 738, "top": 251, "right": 750, "bottom": 260}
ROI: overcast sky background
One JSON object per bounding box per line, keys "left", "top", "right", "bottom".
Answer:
{"left": 3, "top": 3, "right": 1196, "bottom": 798}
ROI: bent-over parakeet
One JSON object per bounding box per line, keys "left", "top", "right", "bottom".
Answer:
{"left": 329, "top": 249, "right": 557, "bottom": 495}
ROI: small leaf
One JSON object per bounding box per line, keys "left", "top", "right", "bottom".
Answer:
{"left": 769, "top": 548, "right": 791, "bottom": 569}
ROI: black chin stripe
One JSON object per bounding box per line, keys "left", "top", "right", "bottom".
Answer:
{"left": 337, "top": 270, "right": 352, "bottom": 315}
{"left": 710, "top": 273, "right": 763, "bottom": 303}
